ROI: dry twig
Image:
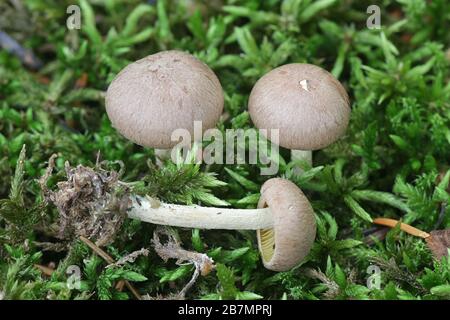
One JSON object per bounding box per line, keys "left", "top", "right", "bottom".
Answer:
{"left": 373, "top": 218, "right": 430, "bottom": 239}
{"left": 79, "top": 236, "right": 142, "bottom": 300}
{"left": 373, "top": 217, "right": 450, "bottom": 260}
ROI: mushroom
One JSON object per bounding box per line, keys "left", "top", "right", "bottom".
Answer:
{"left": 105, "top": 50, "right": 224, "bottom": 161}
{"left": 248, "top": 63, "right": 350, "bottom": 172}
{"left": 127, "top": 178, "right": 316, "bottom": 271}
{"left": 104, "top": 54, "right": 317, "bottom": 271}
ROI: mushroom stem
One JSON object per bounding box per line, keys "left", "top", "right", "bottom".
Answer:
{"left": 127, "top": 195, "right": 273, "bottom": 230}
{"left": 155, "top": 148, "right": 171, "bottom": 159}
{"left": 373, "top": 217, "right": 430, "bottom": 239}
{"left": 154, "top": 148, "right": 171, "bottom": 167}
{"left": 155, "top": 144, "right": 203, "bottom": 166}
{"left": 291, "top": 149, "right": 312, "bottom": 175}
{"left": 125, "top": 178, "right": 315, "bottom": 272}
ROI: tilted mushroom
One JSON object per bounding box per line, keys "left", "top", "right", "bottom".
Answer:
{"left": 128, "top": 178, "right": 316, "bottom": 271}
{"left": 105, "top": 50, "right": 224, "bottom": 160}
{"left": 248, "top": 63, "right": 350, "bottom": 171}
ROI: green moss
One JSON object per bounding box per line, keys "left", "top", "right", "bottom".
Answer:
{"left": 0, "top": 0, "right": 450, "bottom": 300}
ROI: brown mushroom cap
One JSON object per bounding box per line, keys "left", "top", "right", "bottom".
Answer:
{"left": 257, "top": 178, "right": 316, "bottom": 271}
{"left": 105, "top": 50, "right": 224, "bottom": 149}
{"left": 248, "top": 63, "right": 350, "bottom": 150}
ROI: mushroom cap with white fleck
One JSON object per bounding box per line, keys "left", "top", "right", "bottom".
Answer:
{"left": 105, "top": 50, "right": 224, "bottom": 149}
{"left": 248, "top": 63, "right": 350, "bottom": 150}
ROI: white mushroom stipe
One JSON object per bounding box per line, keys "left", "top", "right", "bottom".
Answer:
{"left": 154, "top": 148, "right": 171, "bottom": 168}
{"left": 291, "top": 149, "right": 313, "bottom": 175}
{"left": 154, "top": 148, "right": 171, "bottom": 159}
{"left": 125, "top": 178, "right": 316, "bottom": 272}
{"left": 127, "top": 195, "right": 274, "bottom": 230}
